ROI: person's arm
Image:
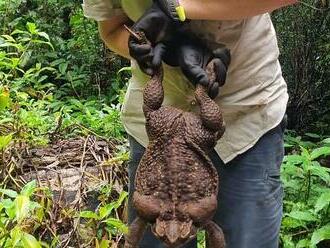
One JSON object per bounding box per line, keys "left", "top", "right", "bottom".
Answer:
{"left": 98, "top": 14, "right": 132, "bottom": 59}
{"left": 180, "top": 0, "right": 298, "bottom": 20}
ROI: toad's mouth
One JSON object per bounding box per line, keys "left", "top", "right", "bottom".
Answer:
{"left": 151, "top": 219, "right": 197, "bottom": 247}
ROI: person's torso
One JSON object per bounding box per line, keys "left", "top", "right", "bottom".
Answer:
{"left": 121, "top": 0, "right": 284, "bottom": 107}
{"left": 119, "top": 0, "right": 288, "bottom": 162}
{"left": 121, "top": 0, "right": 152, "bottom": 21}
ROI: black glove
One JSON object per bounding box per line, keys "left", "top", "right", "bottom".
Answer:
{"left": 152, "top": 32, "right": 231, "bottom": 99}
{"left": 128, "top": 2, "right": 178, "bottom": 75}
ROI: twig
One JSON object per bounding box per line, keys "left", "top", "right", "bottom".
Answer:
{"left": 33, "top": 163, "right": 42, "bottom": 190}
{"left": 291, "top": 229, "right": 309, "bottom": 236}
{"left": 123, "top": 25, "right": 142, "bottom": 41}
{"left": 5, "top": 162, "right": 22, "bottom": 189}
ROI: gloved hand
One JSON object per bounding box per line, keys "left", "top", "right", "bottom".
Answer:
{"left": 153, "top": 0, "right": 186, "bottom": 22}
{"left": 152, "top": 32, "right": 231, "bottom": 99}
{"left": 128, "top": 2, "right": 178, "bottom": 75}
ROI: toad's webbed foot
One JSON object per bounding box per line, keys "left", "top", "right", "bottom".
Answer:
{"left": 204, "top": 221, "right": 226, "bottom": 248}
{"left": 124, "top": 217, "right": 148, "bottom": 248}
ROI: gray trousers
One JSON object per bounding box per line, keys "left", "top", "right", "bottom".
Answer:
{"left": 128, "top": 121, "right": 285, "bottom": 248}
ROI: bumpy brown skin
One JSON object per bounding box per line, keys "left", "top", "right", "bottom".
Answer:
{"left": 124, "top": 59, "right": 226, "bottom": 248}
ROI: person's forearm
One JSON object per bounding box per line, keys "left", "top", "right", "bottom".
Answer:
{"left": 180, "top": 0, "right": 298, "bottom": 20}
{"left": 101, "top": 26, "right": 130, "bottom": 58}
{"left": 98, "top": 15, "right": 132, "bottom": 59}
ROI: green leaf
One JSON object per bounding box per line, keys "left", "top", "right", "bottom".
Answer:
{"left": 284, "top": 143, "right": 294, "bottom": 148}
{"left": 0, "top": 87, "right": 10, "bottom": 111}
{"left": 6, "top": 202, "right": 16, "bottom": 219}
{"left": 99, "top": 239, "right": 110, "bottom": 248}
{"left": 0, "top": 189, "right": 18, "bottom": 198}
{"left": 59, "top": 62, "right": 68, "bottom": 75}
{"left": 11, "top": 29, "right": 29, "bottom": 35}
{"left": 315, "top": 191, "right": 330, "bottom": 212}
{"left": 26, "top": 22, "right": 37, "bottom": 34}
{"left": 35, "top": 63, "right": 41, "bottom": 71}
{"left": 1, "top": 198, "right": 14, "bottom": 209}
{"left": 10, "top": 227, "right": 23, "bottom": 247}
{"left": 296, "top": 238, "right": 310, "bottom": 248}
{"left": 287, "top": 211, "right": 317, "bottom": 222}
{"left": 321, "top": 138, "right": 330, "bottom": 144}
{"left": 21, "top": 232, "right": 42, "bottom": 248}
{"left": 311, "top": 147, "right": 330, "bottom": 160}
{"left": 37, "top": 75, "right": 48, "bottom": 83}
{"left": 117, "top": 66, "right": 131, "bottom": 74}
{"left": 300, "top": 146, "right": 310, "bottom": 159}
{"left": 281, "top": 216, "right": 305, "bottom": 229}
{"left": 50, "top": 58, "right": 66, "bottom": 67}
{"left": 37, "top": 32, "right": 50, "bottom": 41}
{"left": 1, "top": 34, "right": 16, "bottom": 42}
{"left": 281, "top": 235, "right": 295, "bottom": 248}
{"left": 103, "top": 218, "right": 128, "bottom": 234}
{"left": 0, "top": 41, "right": 22, "bottom": 50}
{"left": 305, "top": 133, "right": 321, "bottom": 139}
{"left": 14, "top": 195, "right": 30, "bottom": 222}
{"left": 20, "top": 50, "right": 32, "bottom": 67}
{"left": 309, "top": 166, "right": 330, "bottom": 184}
{"left": 0, "top": 117, "right": 14, "bottom": 124}
{"left": 79, "top": 211, "right": 99, "bottom": 219}
{"left": 0, "top": 133, "right": 13, "bottom": 150}
{"left": 99, "top": 203, "right": 116, "bottom": 219}
{"left": 21, "top": 180, "right": 37, "bottom": 197}
{"left": 283, "top": 154, "right": 305, "bottom": 165}
{"left": 311, "top": 224, "right": 330, "bottom": 246}
{"left": 35, "top": 203, "right": 45, "bottom": 222}
{"left": 114, "top": 191, "right": 128, "bottom": 208}
{"left": 68, "top": 99, "right": 84, "bottom": 109}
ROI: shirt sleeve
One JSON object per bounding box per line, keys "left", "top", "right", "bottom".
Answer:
{"left": 82, "top": 0, "right": 124, "bottom": 21}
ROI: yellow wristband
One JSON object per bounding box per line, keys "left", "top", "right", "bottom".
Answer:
{"left": 175, "top": 5, "right": 186, "bottom": 22}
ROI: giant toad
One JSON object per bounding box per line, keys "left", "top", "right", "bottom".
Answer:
{"left": 124, "top": 31, "right": 226, "bottom": 248}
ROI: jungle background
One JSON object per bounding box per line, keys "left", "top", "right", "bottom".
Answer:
{"left": 0, "top": 0, "right": 329, "bottom": 247}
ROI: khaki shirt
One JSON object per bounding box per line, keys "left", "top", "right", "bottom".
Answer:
{"left": 83, "top": 0, "right": 288, "bottom": 163}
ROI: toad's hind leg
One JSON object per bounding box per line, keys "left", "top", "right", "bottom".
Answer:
{"left": 143, "top": 67, "right": 164, "bottom": 116}
{"left": 204, "top": 221, "right": 226, "bottom": 248}
{"left": 124, "top": 217, "right": 148, "bottom": 248}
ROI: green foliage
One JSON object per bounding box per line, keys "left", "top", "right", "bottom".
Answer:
{"left": 79, "top": 191, "right": 129, "bottom": 245}
{"left": 1, "top": 1, "right": 129, "bottom": 246}
{"left": 280, "top": 132, "right": 330, "bottom": 247}
{"left": 0, "top": 21, "right": 126, "bottom": 145}
{"left": 1, "top": 180, "right": 130, "bottom": 247}
{"left": 0, "top": 0, "right": 128, "bottom": 99}
{"left": 0, "top": 180, "right": 45, "bottom": 248}
{"left": 272, "top": 1, "right": 330, "bottom": 133}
